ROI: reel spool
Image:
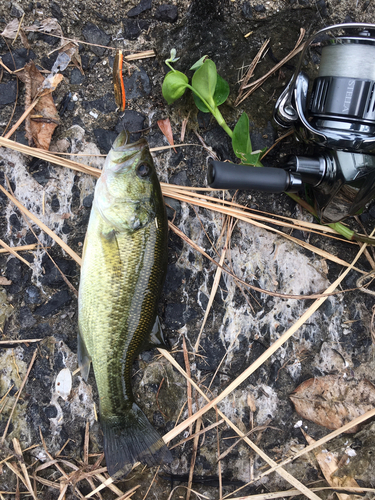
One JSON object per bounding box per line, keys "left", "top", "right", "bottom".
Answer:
{"left": 275, "top": 23, "right": 375, "bottom": 151}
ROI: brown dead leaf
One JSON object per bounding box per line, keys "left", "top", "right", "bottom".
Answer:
{"left": 17, "top": 62, "right": 60, "bottom": 150}
{"left": 180, "top": 113, "right": 190, "bottom": 142}
{"left": 290, "top": 376, "right": 375, "bottom": 433}
{"left": 0, "top": 277, "right": 12, "bottom": 285}
{"left": 301, "top": 429, "right": 361, "bottom": 500}
{"left": 1, "top": 19, "right": 21, "bottom": 39}
{"left": 24, "top": 18, "right": 63, "bottom": 38}
{"left": 1, "top": 18, "right": 30, "bottom": 50}
{"left": 157, "top": 118, "right": 177, "bottom": 153}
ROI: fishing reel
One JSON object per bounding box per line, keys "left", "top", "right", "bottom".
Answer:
{"left": 207, "top": 23, "right": 375, "bottom": 223}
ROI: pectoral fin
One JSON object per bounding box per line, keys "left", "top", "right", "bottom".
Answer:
{"left": 77, "top": 331, "right": 91, "bottom": 381}
{"left": 146, "top": 316, "right": 170, "bottom": 350}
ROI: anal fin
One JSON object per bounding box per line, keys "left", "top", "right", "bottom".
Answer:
{"left": 77, "top": 331, "right": 91, "bottom": 381}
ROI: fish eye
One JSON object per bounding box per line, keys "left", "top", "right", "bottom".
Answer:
{"left": 136, "top": 163, "right": 151, "bottom": 178}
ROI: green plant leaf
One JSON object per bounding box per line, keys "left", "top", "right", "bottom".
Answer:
{"left": 192, "top": 74, "right": 230, "bottom": 113}
{"left": 232, "top": 112, "right": 251, "bottom": 158}
{"left": 190, "top": 55, "right": 208, "bottom": 71}
{"left": 162, "top": 70, "right": 189, "bottom": 105}
{"left": 214, "top": 74, "right": 230, "bottom": 106}
{"left": 192, "top": 93, "right": 210, "bottom": 113}
{"left": 240, "top": 150, "right": 265, "bottom": 167}
{"left": 191, "top": 59, "right": 217, "bottom": 109}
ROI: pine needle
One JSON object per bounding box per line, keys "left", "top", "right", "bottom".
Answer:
{"left": 0, "top": 244, "right": 37, "bottom": 254}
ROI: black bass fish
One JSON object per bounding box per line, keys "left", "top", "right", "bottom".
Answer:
{"left": 78, "top": 131, "right": 171, "bottom": 478}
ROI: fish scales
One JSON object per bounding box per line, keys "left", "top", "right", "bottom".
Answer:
{"left": 78, "top": 131, "right": 171, "bottom": 478}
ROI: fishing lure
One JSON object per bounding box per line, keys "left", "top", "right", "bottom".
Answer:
{"left": 113, "top": 49, "right": 126, "bottom": 112}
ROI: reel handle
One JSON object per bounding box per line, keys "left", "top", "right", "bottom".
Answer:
{"left": 207, "top": 160, "right": 302, "bottom": 193}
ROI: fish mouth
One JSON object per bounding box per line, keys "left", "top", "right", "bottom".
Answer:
{"left": 113, "top": 130, "right": 147, "bottom": 153}
{"left": 108, "top": 131, "right": 150, "bottom": 166}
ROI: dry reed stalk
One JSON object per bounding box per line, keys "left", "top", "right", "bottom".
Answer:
{"left": 113, "top": 485, "right": 141, "bottom": 500}
{"left": 224, "top": 487, "right": 375, "bottom": 500}
{"left": 0, "top": 137, "right": 100, "bottom": 176}
{"left": 218, "top": 425, "right": 279, "bottom": 462}
{"left": 0, "top": 183, "right": 81, "bottom": 265}
{"left": 0, "top": 385, "right": 14, "bottom": 415}
{"left": 84, "top": 476, "right": 115, "bottom": 498}
{"left": 163, "top": 187, "right": 365, "bottom": 274}
{"left": 0, "top": 244, "right": 37, "bottom": 254}
{"left": 194, "top": 218, "right": 229, "bottom": 352}
{"left": 0, "top": 239, "right": 31, "bottom": 267}
{"left": 162, "top": 185, "right": 336, "bottom": 233}
{"left": 4, "top": 98, "right": 40, "bottom": 140}
{"left": 84, "top": 421, "right": 90, "bottom": 465}
{"left": 258, "top": 406, "right": 375, "bottom": 482}
{"left": 215, "top": 408, "right": 223, "bottom": 500}
{"left": 12, "top": 439, "right": 36, "bottom": 500}
{"left": 0, "top": 339, "right": 42, "bottom": 344}
{"left": 182, "top": 337, "right": 193, "bottom": 435}
{"left": 159, "top": 349, "right": 321, "bottom": 500}
{"left": 5, "top": 461, "right": 36, "bottom": 499}
{"left": 1, "top": 349, "right": 37, "bottom": 444}
{"left": 37, "top": 430, "right": 86, "bottom": 499}
{"left": 187, "top": 417, "right": 202, "bottom": 500}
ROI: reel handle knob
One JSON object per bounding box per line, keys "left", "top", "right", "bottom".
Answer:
{"left": 207, "top": 160, "right": 302, "bottom": 193}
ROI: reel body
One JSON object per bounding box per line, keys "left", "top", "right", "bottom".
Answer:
{"left": 208, "top": 23, "right": 375, "bottom": 224}
{"left": 274, "top": 23, "right": 375, "bottom": 223}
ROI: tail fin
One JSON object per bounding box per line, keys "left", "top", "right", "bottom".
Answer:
{"left": 101, "top": 403, "right": 172, "bottom": 478}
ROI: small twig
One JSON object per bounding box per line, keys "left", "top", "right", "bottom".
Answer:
{"left": 142, "top": 466, "right": 160, "bottom": 500}
{"left": 236, "top": 39, "right": 270, "bottom": 105}
{"left": 218, "top": 424, "right": 279, "bottom": 461}
{"left": 84, "top": 421, "right": 90, "bottom": 465}
{"left": 170, "top": 420, "right": 224, "bottom": 450}
{"left": 3, "top": 98, "right": 40, "bottom": 140}
{"left": 12, "top": 14, "right": 25, "bottom": 46}
{"left": 236, "top": 28, "right": 306, "bottom": 106}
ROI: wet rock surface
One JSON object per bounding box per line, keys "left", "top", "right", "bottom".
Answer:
{"left": 0, "top": 0, "right": 375, "bottom": 499}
